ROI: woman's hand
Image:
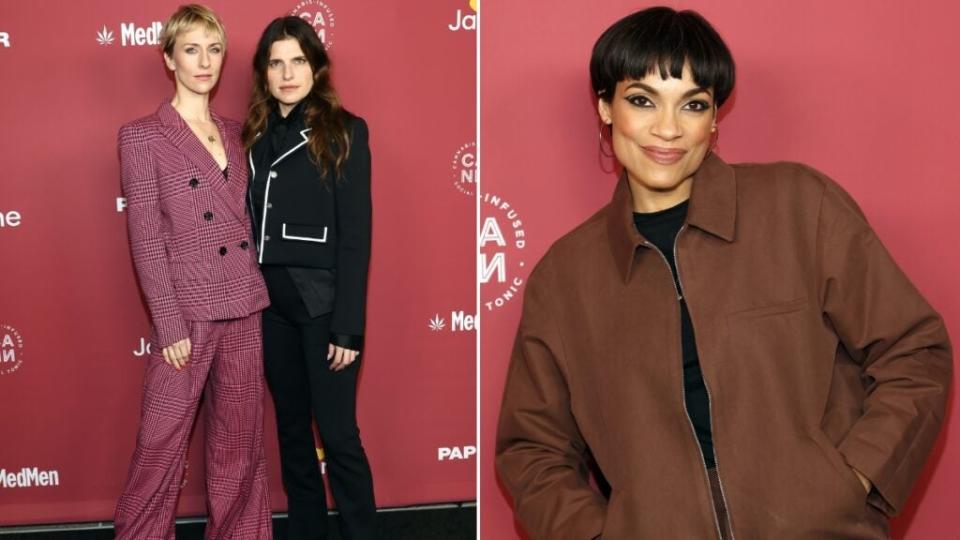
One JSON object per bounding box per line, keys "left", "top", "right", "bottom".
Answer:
{"left": 162, "top": 338, "right": 192, "bottom": 370}
{"left": 328, "top": 344, "right": 359, "bottom": 371}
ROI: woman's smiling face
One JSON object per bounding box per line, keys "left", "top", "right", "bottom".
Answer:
{"left": 599, "top": 62, "right": 717, "bottom": 212}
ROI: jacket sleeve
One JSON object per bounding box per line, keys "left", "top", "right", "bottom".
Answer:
{"left": 818, "top": 179, "right": 952, "bottom": 516}
{"left": 495, "top": 259, "right": 607, "bottom": 540}
{"left": 119, "top": 124, "right": 189, "bottom": 348}
{"left": 330, "top": 116, "right": 372, "bottom": 343}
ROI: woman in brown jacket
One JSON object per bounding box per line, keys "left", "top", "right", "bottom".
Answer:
{"left": 495, "top": 7, "right": 952, "bottom": 540}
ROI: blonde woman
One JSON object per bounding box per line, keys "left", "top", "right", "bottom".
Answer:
{"left": 114, "top": 5, "right": 271, "bottom": 538}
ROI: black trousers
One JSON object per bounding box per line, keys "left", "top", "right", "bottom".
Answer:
{"left": 261, "top": 266, "right": 377, "bottom": 540}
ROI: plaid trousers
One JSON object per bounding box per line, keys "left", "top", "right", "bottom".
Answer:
{"left": 115, "top": 313, "right": 272, "bottom": 539}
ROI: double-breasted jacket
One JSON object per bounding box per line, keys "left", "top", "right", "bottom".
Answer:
{"left": 119, "top": 102, "right": 268, "bottom": 348}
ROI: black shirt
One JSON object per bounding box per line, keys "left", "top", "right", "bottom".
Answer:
{"left": 633, "top": 200, "right": 716, "bottom": 469}
{"left": 251, "top": 102, "right": 304, "bottom": 227}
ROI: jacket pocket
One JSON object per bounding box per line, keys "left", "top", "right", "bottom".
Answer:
{"left": 808, "top": 430, "right": 870, "bottom": 506}
{"left": 726, "top": 297, "right": 808, "bottom": 320}
{"left": 169, "top": 255, "right": 248, "bottom": 283}
{"left": 722, "top": 297, "right": 812, "bottom": 370}
{"left": 282, "top": 223, "right": 329, "bottom": 243}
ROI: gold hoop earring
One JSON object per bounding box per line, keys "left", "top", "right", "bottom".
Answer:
{"left": 599, "top": 121, "right": 614, "bottom": 158}
{"left": 598, "top": 120, "right": 617, "bottom": 174}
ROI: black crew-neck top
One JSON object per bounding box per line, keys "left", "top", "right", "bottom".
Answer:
{"left": 633, "top": 200, "right": 716, "bottom": 469}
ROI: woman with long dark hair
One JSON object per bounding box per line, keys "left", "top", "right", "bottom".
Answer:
{"left": 243, "top": 16, "right": 376, "bottom": 540}
{"left": 114, "top": 4, "right": 272, "bottom": 538}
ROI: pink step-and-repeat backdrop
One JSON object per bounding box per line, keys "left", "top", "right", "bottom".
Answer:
{"left": 0, "top": 0, "right": 477, "bottom": 526}
{"left": 481, "top": 1, "right": 958, "bottom": 539}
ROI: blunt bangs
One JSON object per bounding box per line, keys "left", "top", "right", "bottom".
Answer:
{"left": 590, "top": 7, "right": 735, "bottom": 107}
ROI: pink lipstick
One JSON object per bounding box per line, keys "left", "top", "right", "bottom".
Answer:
{"left": 641, "top": 146, "right": 687, "bottom": 165}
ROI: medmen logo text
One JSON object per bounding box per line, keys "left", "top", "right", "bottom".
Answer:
{"left": 122, "top": 22, "right": 162, "bottom": 46}
{"left": 452, "top": 311, "right": 476, "bottom": 331}
{"left": 451, "top": 142, "right": 476, "bottom": 196}
{"left": 0, "top": 325, "right": 23, "bottom": 375}
{"left": 291, "top": 0, "right": 336, "bottom": 49}
{"left": 448, "top": 0, "right": 477, "bottom": 32}
{"left": 0, "top": 468, "right": 60, "bottom": 488}
{"left": 97, "top": 22, "right": 163, "bottom": 47}
{"left": 0, "top": 32, "right": 10, "bottom": 48}
{"left": 116, "top": 197, "right": 127, "bottom": 212}
{"left": 428, "top": 311, "right": 477, "bottom": 332}
{"left": 438, "top": 446, "right": 476, "bottom": 461}
{"left": 0, "top": 210, "right": 21, "bottom": 227}
{"left": 480, "top": 193, "right": 526, "bottom": 311}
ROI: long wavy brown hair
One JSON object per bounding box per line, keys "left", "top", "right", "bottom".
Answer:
{"left": 242, "top": 16, "right": 350, "bottom": 178}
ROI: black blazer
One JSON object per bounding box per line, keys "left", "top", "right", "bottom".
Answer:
{"left": 248, "top": 113, "right": 372, "bottom": 347}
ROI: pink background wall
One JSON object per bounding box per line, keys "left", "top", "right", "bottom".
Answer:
{"left": 0, "top": 0, "right": 476, "bottom": 525}
{"left": 480, "top": 1, "right": 959, "bottom": 538}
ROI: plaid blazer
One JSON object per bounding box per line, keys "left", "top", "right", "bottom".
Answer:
{"left": 119, "top": 102, "right": 269, "bottom": 348}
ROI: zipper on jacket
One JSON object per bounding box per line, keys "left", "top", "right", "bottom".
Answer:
{"left": 644, "top": 224, "right": 733, "bottom": 540}
{"left": 671, "top": 225, "right": 735, "bottom": 540}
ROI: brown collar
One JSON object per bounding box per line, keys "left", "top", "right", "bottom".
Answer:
{"left": 606, "top": 152, "right": 737, "bottom": 283}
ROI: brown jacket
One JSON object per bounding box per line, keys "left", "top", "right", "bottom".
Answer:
{"left": 495, "top": 154, "right": 952, "bottom": 540}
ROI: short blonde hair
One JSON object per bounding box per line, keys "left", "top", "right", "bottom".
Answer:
{"left": 160, "top": 4, "right": 227, "bottom": 55}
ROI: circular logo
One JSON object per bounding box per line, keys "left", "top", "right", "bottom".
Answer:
{"left": 0, "top": 324, "right": 24, "bottom": 375}
{"left": 480, "top": 193, "right": 527, "bottom": 311}
{"left": 451, "top": 142, "right": 476, "bottom": 196}
{"left": 291, "top": 0, "right": 336, "bottom": 49}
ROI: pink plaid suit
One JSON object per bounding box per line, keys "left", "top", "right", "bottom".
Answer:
{"left": 114, "top": 102, "right": 272, "bottom": 539}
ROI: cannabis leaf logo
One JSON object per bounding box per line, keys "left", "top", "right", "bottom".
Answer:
{"left": 96, "top": 26, "right": 115, "bottom": 45}
{"left": 428, "top": 314, "right": 446, "bottom": 332}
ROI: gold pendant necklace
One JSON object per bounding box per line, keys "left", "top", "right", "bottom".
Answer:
{"left": 207, "top": 135, "right": 216, "bottom": 143}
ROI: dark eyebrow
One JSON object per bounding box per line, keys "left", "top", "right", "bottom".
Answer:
{"left": 182, "top": 42, "right": 222, "bottom": 47}
{"left": 269, "top": 55, "right": 307, "bottom": 62}
{"left": 624, "top": 81, "right": 712, "bottom": 98}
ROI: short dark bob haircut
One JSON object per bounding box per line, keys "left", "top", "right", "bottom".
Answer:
{"left": 590, "top": 7, "right": 735, "bottom": 107}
